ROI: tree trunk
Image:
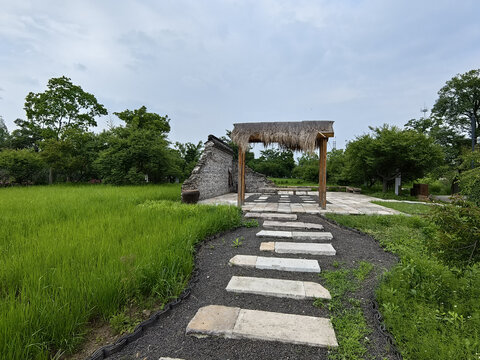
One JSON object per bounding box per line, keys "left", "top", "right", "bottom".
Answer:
{"left": 382, "top": 178, "right": 388, "bottom": 193}
{"left": 49, "top": 167, "right": 53, "bottom": 185}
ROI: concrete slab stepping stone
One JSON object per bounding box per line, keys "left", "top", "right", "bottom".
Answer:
{"left": 245, "top": 212, "right": 297, "bottom": 220}
{"left": 263, "top": 220, "right": 324, "bottom": 230}
{"left": 256, "top": 230, "right": 333, "bottom": 240}
{"left": 226, "top": 276, "right": 331, "bottom": 299}
{"left": 186, "top": 305, "right": 338, "bottom": 347}
{"left": 229, "top": 255, "right": 320, "bottom": 273}
{"left": 260, "top": 242, "right": 336, "bottom": 256}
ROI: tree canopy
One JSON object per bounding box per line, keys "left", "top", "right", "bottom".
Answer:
{"left": 344, "top": 125, "right": 444, "bottom": 191}
{"left": 432, "top": 69, "right": 480, "bottom": 145}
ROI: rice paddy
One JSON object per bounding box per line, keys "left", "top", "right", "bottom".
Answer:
{"left": 0, "top": 185, "right": 241, "bottom": 359}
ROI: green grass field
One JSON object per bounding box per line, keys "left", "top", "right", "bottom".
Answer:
{"left": 0, "top": 185, "right": 241, "bottom": 359}
{"left": 326, "top": 213, "right": 480, "bottom": 360}
{"left": 371, "top": 200, "right": 434, "bottom": 215}
{"left": 268, "top": 177, "right": 318, "bottom": 187}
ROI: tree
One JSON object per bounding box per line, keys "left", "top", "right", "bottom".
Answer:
{"left": 405, "top": 117, "right": 470, "bottom": 166}
{"left": 0, "top": 149, "right": 45, "bottom": 185}
{"left": 344, "top": 125, "right": 444, "bottom": 192}
{"left": 432, "top": 69, "right": 480, "bottom": 150}
{"left": 292, "top": 153, "right": 319, "bottom": 182}
{"left": 174, "top": 141, "right": 203, "bottom": 179}
{"left": 23, "top": 76, "right": 107, "bottom": 183}
{"left": 0, "top": 116, "right": 9, "bottom": 149}
{"left": 24, "top": 76, "right": 108, "bottom": 140}
{"left": 95, "top": 106, "right": 181, "bottom": 184}
{"left": 248, "top": 148, "right": 295, "bottom": 178}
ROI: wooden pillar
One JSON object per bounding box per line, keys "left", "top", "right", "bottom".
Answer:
{"left": 237, "top": 147, "right": 246, "bottom": 206}
{"left": 318, "top": 138, "right": 328, "bottom": 209}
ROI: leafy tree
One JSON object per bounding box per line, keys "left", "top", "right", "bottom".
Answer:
{"left": 95, "top": 106, "right": 181, "bottom": 184}
{"left": 432, "top": 69, "right": 480, "bottom": 148}
{"left": 22, "top": 76, "right": 107, "bottom": 183}
{"left": 344, "top": 125, "right": 444, "bottom": 191}
{"left": 248, "top": 148, "right": 295, "bottom": 178}
{"left": 24, "top": 76, "right": 107, "bottom": 140}
{"left": 221, "top": 130, "right": 254, "bottom": 162}
{"left": 405, "top": 117, "right": 470, "bottom": 166}
{"left": 0, "top": 149, "right": 45, "bottom": 184}
{"left": 0, "top": 116, "right": 9, "bottom": 149}
{"left": 292, "top": 153, "right": 319, "bottom": 182}
{"left": 175, "top": 141, "right": 203, "bottom": 179}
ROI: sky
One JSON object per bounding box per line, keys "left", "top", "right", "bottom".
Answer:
{"left": 1, "top": 0, "right": 479, "bottom": 153}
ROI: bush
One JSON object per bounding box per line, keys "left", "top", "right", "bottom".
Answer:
{"left": 0, "top": 149, "right": 46, "bottom": 184}
{"left": 427, "top": 199, "right": 480, "bottom": 265}
{"left": 458, "top": 167, "right": 480, "bottom": 205}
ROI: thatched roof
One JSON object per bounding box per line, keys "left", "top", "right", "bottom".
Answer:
{"left": 231, "top": 121, "right": 334, "bottom": 152}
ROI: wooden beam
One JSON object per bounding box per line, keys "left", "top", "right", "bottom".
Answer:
{"left": 318, "top": 138, "right": 328, "bottom": 209}
{"left": 237, "top": 147, "right": 246, "bottom": 206}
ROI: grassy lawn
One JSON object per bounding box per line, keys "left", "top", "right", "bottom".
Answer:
{"left": 0, "top": 185, "right": 241, "bottom": 360}
{"left": 371, "top": 200, "right": 434, "bottom": 215}
{"left": 326, "top": 213, "right": 480, "bottom": 360}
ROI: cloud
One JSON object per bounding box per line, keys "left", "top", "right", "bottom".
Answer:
{"left": 0, "top": 0, "right": 479, "bottom": 149}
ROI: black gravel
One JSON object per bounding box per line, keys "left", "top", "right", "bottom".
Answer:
{"left": 107, "top": 211, "right": 398, "bottom": 360}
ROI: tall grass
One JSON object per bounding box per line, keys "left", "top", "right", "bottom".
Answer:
{"left": 0, "top": 185, "right": 241, "bottom": 359}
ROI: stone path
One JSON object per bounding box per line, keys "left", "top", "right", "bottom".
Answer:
{"left": 184, "top": 193, "right": 340, "bottom": 351}
{"left": 225, "top": 276, "right": 331, "bottom": 299}
{"left": 186, "top": 305, "right": 337, "bottom": 347}
{"left": 260, "top": 242, "right": 336, "bottom": 256}
{"left": 106, "top": 191, "right": 399, "bottom": 360}
{"left": 256, "top": 229, "right": 333, "bottom": 240}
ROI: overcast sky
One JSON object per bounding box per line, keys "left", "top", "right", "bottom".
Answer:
{"left": 1, "top": 0, "right": 479, "bottom": 152}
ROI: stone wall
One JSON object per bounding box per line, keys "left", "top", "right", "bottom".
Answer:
{"left": 182, "top": 135, "right": 275, "bottom": 200}
{"left": 182, "top": 135, "right": 235, "bottom": 200}
{"left": 232, "top": 163, "right": 276, "bottom": 193}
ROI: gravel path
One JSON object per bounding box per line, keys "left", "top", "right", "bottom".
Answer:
{"left": 104, "top": 209, "right": 397, "bottom": 360}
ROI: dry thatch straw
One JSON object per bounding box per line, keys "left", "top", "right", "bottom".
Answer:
{"left": 231, "top": 121, "right": 334, "bottom": 153}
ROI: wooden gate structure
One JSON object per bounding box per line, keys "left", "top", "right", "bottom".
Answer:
{"left": 231, "top": 121, "right": 334, "bottom": 209}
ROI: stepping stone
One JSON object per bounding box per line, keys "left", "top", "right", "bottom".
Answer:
{"left": 245, "top": 212, "right": 297, "bottom": 220}
{"left": 159, "top": 358, "right": 184, "bottom": 360}
{"left": 229, "top": 255, "right": 321, "bottom": 273}
{"left": 256, "top": 230, "right": 333, "bottom": 241}
{"left": 263, "top": 220, "right": 324, "bottom": 230}
{"left": 260, "top": 242, "right": 336, "bottom": 256}
{"left": 186, "top": 305, "right": 337, "bottom": 347}
{"left": 226, "top": 276, "right": 331, "bottom": 299}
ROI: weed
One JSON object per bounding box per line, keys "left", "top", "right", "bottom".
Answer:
{"left": 242, "top": 219, "right": 259, "bottom": 228}
{"left": 232, "top": 236, "right": 244, "bottom": 248}
{"left": 315, "top": 262, "right": 374, "bottom": 360}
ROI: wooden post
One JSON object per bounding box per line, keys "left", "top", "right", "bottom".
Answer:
{"left": 237, "top": 147, "right": 246, "bottom": 206}
{"left": 318, "top": 138, "right": 328, "bottom": 209}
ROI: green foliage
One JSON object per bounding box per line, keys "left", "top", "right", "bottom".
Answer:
{"left": 268, "top": 177, "right": 318, "bottom": 187}
{"left": 0, "top": 116, "right": 9, "bottom": 149}
{"left": 24, "top": 76, "right": 108, "bottom": 140}
{"left": 459, "top": 167, "right": 480, "bottom": 205}
{"left": 242, "top": 219, "right": 259, "bottom": 228}
{"left": 231, "top": 236, "right": 244, "bottom": 248}
{"left": 291, "top": 153, "right": 319, "bottom": 182}
{"left": 427, "top": 199, "right": 480, "bottom": 265}
{"left": 174, "top": 141, "right": 203, "bottom": 180}
{"left": 327, "top": 213, "right": 480, "bottom": 360}
{"left": 344, "top": 124, "right": 444, "bottom": 191}
{"left": 315, "top": 262, "right": 374, "bottom": 360}
{"left": 0, "top": 149, "right": 45, "bottom": 184}
{"left": 95, "top": 106, "right": 182, "bottom": 184}
{"left": 248, "top": 148, "right": 295, "bottom": 178}
{"left": 432, "top": 69, "right": 480, "bottom": 139}
{"left": 0, "top": 185, "right": 241, "bottom": 359}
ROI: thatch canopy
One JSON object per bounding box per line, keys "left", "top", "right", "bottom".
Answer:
{"left": 231, "top": 121, "right": 334, "bottom": 152}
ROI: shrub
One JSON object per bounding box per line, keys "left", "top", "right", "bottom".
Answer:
{"left": 0, "top": 149, "right": 46, "bottom": 184}
{"left": 427, "top": 199, "right": 480, "bottom": 265}
{"left": 458, "top": 167, "right": 480, "bottom": 205}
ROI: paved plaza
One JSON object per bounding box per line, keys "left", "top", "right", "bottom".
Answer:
{"left": 199, "top": 191, "right": 404, "bottom": 215}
